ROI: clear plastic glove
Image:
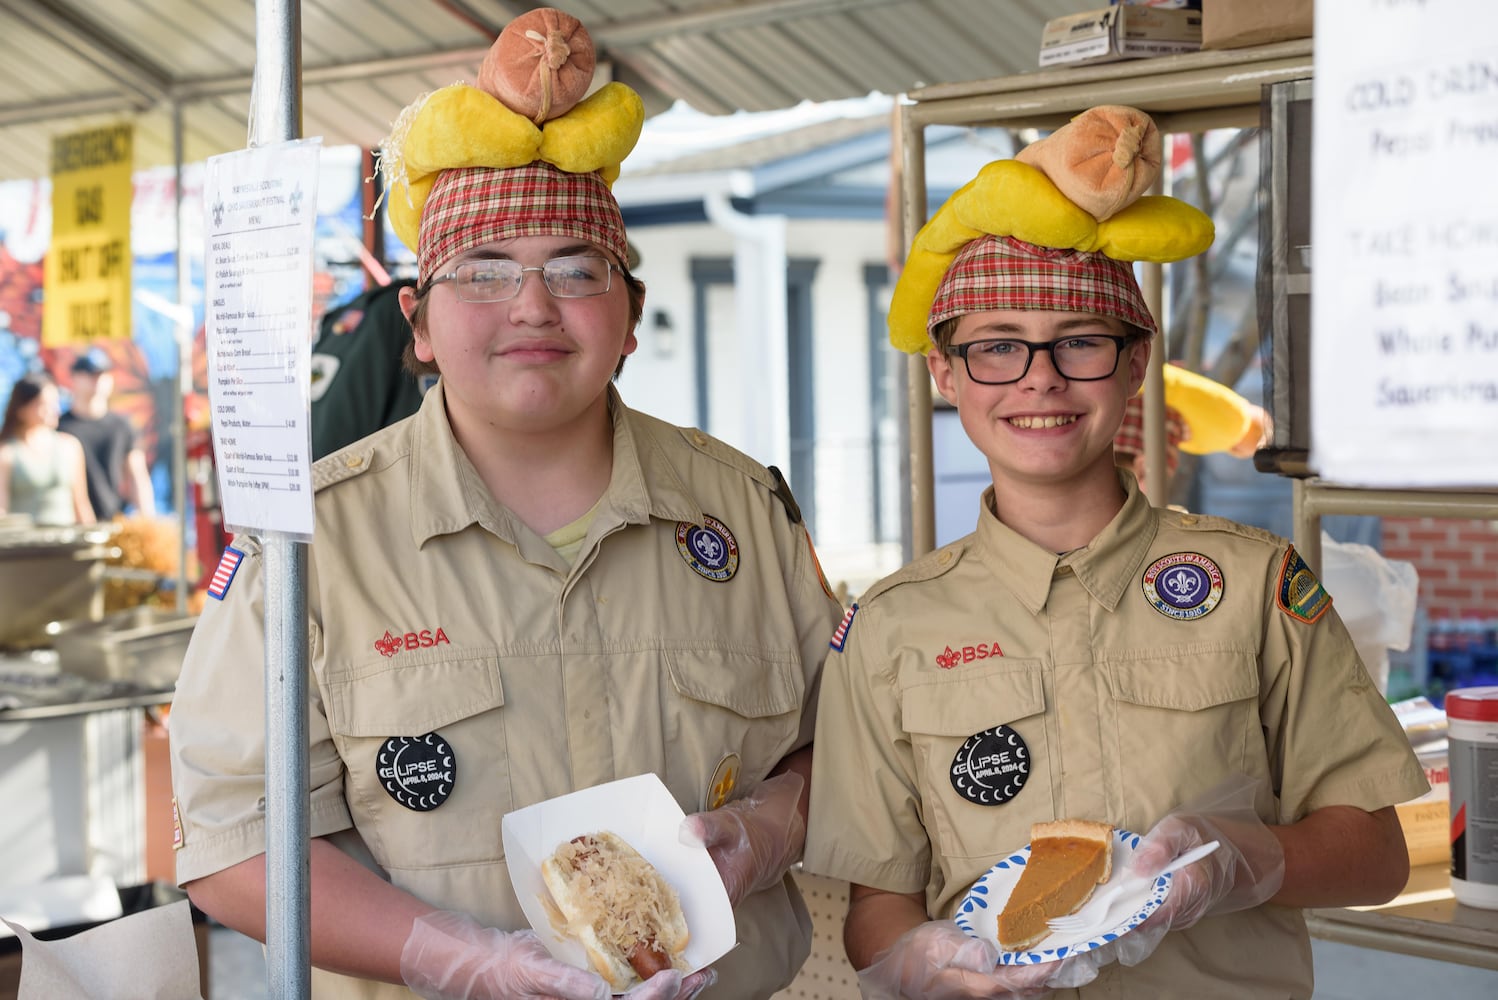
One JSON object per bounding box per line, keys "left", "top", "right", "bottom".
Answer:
{"left": 401, "top": 910, "right": 609, "bottom": 1000}
{"left": 679, "top": 771, "right": 805, "bottom": 907}
{"left": 1112, "top": 774, "right": 1287, "bottom": 967}
{"left": 623, "top": 968, "right": 718, "bottom": 1000}
{"left": 856, "top": 921, "right": 1056, "bottom": 1000}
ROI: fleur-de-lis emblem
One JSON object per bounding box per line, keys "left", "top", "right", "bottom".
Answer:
{"left": 374, "top": 630, "right": 402, "bottom": 657}
{"left": 936, "top": 646, "right": 961, "bottom": 669}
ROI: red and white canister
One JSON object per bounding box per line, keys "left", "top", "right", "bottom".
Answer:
{"left": 1447, "top": 686, "right": 1498, "bottom": 909}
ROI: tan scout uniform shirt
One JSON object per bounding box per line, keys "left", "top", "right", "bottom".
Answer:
{"left": 804, "top": 477, "right": 1427, "bottom": 999}
{"left": 171, "top": 384, "right": 842, "bottom": 1000}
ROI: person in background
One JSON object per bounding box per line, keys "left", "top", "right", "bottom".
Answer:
{"left": 309, "top": 277, "right": 429, "bottom": 460}
{"left": 60, "top": 350, "right": 156, "bottom": 519}
{"left": 803, "top": 105, "right": 1425, "bottom": 998}
{"left": 1110, "top": 394, "right": 1188, "bottom": 498}
{"left": 169, "top": 8, "right": 841, "bottom": 1000}
{"left": 0, "top": 370, "right": 95, "bottom": 525}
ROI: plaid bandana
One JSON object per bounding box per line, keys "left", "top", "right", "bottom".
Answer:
{"left": 928, "top": 235, "right": 1156, "bottom": 340}
{"left": 1114, "top": 394, "right": 1188, "bottom": 473}
{"left": 418, "top": 161, "right": 628, "bottom": 284}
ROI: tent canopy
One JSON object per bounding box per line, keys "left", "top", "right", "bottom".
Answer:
{"left": 0, "top": 0, "right": 1091, "bottom": 181}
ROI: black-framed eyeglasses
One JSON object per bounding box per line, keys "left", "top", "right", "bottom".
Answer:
{"left": 945, "top": 334, "right": 1135, "bottom": 385}
{"left": 424, "top": 255, "right": 621, "bottom": 302}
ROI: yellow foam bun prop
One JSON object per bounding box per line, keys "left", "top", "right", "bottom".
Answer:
{"left": 538, "top": 83, "right": 644, "bottom": 175}
{"left": 1152, "top": 365, "right": 1255, "bottom": 456}
{"left": 887, "top": 106, "right": 1217, "bottom": 354}
{"left": 1093, "top": 196, "right": 1214, "bottom": 264}
{"left": 888, "top": 162, "right": 1212, "bottom": 354}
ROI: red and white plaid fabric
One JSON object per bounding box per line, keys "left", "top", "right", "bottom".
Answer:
{"left": 928, "top": 235, "right": 1156, "bottom": 338}
{"left": 1114, "top": 394, "right": 1189, "bottom": 473}
{"left": 418, "top": 161, "right": 627, "bottom": 283}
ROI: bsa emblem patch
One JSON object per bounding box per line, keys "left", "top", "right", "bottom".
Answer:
{"left": 676, "top": 515, "right": 739, "bottom": 582}
{"left": 705, "top": 752, "right": 741, "bottom": 811}
{"left": 1142, "top": 551, "right": 1224, "bottom": 621}
{"left": 377, "top": 733, "right": 457, "bottom": 812}
{"left": 1277, "top": 547, "right": 1333, "bottom": 624}
{"left": 950, "top": 725, "right": 1030, "bottom": 806}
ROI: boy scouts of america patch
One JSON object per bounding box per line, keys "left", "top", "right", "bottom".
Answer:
{"left": 1277, "top": 547, "right": 1333, "bottom": 623}
{"left": 676, "top": 515, "right": 739, "bottom": 581}
{"left": 1141, "top": 551, "right": 1224, "bottom": 620}
{"left": 206, "top": 546, "right": 245, "bottom": 600}
{"left": 830, "top": 604, "right": 858, "bottom": 651}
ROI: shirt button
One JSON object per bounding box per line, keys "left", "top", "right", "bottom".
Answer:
{"left": 345, "top": 455, "right": 364, "bottom": 469}
{"left": 692, "top": 431, "right": 708, "bottom": 446}
{"left": 938, "top": 550, "right": 953, "bottom": 564}
{"left": 1181, "top": 515, "right": 1197, "bottom": 526}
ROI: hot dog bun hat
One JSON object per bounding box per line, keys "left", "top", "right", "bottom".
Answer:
{"left": 377, "top": 7, "right": 645, "bottom": 284}
{"left": 888, "top": 105, "right": 1215, "bottom": 354}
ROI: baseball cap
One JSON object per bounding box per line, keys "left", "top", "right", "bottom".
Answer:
{"left": 71, "top": 350, "right": 113, "bottom": 376}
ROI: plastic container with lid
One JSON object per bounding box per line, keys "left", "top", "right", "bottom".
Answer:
{"left": 1446, "top": 686, "right": 1498, "bottom": 909}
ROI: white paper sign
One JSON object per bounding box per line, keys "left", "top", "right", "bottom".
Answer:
{"left": 1311, "top": 0, "right": 1498, "bottom": 486}
{"left": 203, "top": 139, "right": 321, "bottom": 536}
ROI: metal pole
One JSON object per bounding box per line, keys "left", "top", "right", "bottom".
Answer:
{"left": 171, "top": 101, "right": 189, "bottom": 614}
{"left": 898, "top": 102, "right": 935, "bottom": 559}
{"left": 251, "top": 2, "right": 310, "bottom": 997}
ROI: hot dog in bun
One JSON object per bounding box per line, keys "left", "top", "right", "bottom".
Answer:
{"left": 540, "top": 831, "right": 691, "bottom": 990}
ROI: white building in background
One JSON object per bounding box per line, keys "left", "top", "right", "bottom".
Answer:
{"left": 614, "top": 96, "right": 1014, "bottom": 596}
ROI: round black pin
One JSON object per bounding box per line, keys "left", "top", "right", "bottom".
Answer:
{"left": 949, "top": 725, "right": 1029, "bottom": 806}
{"left": 377, "top": 732, "right": 456, "bottom": 811}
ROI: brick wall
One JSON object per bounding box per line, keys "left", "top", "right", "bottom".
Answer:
{"left": 1381, "top": 517, "right": 1498, "bottom": 621}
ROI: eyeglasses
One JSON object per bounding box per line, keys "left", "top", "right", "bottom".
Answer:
{"left": 945, "top": 334, "right": 1135, "bottom": 385}
{"left": 425, "top": 255, "right": 621, "bottom": 302}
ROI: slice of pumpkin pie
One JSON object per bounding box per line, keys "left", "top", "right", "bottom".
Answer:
{"left": 997, "top": 819, "right": 1113, "bottom": 951}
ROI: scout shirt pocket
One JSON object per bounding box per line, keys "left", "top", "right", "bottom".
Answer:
{"left": 901, "top": 661, "right": 1053, "bottom": 862}
{"left": 662, "top": 648, "right": 804, "bottom": 808}
{"left": 1103, "top": 644, "right": 1264, "bottom": 819}
{"left": 322, "top": 648, "right": 511, "bottom": 870}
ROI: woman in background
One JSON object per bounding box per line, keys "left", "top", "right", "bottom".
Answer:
{"left": 0, "top": 371, "right": 95, "bottom": 525}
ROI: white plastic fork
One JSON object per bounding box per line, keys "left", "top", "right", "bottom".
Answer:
{"left": 1045, "top": 839, "right": 1221, "bottom": 936}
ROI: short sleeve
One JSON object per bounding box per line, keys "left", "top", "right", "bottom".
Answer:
{"left": 1256, "top": 546, "right": 1428, "bottom": 821}
{"left": 804, "top": 600, "right": 932, "bottom": 895}
{"left": 169, "top": 541, "right": 352, "bottom": 884}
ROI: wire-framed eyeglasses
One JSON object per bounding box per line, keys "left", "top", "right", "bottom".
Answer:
{"left": 425, "top": 256, "right": 621, "bottom": 302}
{"left": 945, "top": 334, "right": 1136, "bottom": 385}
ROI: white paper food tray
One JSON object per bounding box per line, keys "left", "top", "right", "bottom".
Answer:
{"left": 501, "top": 773, "right": 736, "bottom": 981}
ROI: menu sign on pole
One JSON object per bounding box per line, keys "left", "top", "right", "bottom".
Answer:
{"left": 203, "top": 139, "right": 321, "bottom": 538}
{"left": 1311, "top": 0, "right": 1498, "bottom": 486}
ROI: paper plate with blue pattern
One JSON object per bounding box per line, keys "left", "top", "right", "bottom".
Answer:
{"left": 953, "top": 827, "right": 1172, "bottom": 966}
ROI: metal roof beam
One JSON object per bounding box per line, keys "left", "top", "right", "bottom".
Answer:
{"left": 0, "top": 0, "right": 170, "bottom": 105}
{"left": 174, "top": 45, "right": 491, "bottom": 100}
{"left": 595, "top": 0, "right": 906, "bottom": 47}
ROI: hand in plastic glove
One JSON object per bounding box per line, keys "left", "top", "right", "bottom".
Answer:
{"left": 623, "top": 968, "right": 718, "bottom": 1000}
{"left": 856, "top": 921, "right": 1056, "bottom": 1000}
{"left": 679, "top": 771, "right": 805, "bottom": 907}
{"left": 403, "top": 911, "right": 719, "bottom": 1000}
{"left": 1112, "top": 774, "right": 1286, "bottom": 967}
{"left": 401, "top": 910, "right": 608, "bottom": 1000}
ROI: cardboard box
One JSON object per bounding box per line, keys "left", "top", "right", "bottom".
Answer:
{"left": 1396, "top": 745, "right": 1451, "bottom": 867}
{"left": 1201, "top": 0, "right": 1313, "bottom": 51}
{"left": 1040, "top": 5, "right": 1203, "bottom": 67}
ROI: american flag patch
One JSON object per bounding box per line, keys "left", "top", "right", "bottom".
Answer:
{"left": 207, "top": 546, "right": 245, "bottom": 600}
{"left": 829, "top": 604, "right": 859, "bottom": 652}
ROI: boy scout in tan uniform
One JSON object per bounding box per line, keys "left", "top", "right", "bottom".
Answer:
{"left": 170, "top": 10, "right": 840, "bottom": 999}
{"left": 803, "top": 106, "right": 1427, "bottom": 999}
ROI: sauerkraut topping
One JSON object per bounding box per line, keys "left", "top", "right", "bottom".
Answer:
{"left": 551, "top": 832, "right": 684, "bottom": 956}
